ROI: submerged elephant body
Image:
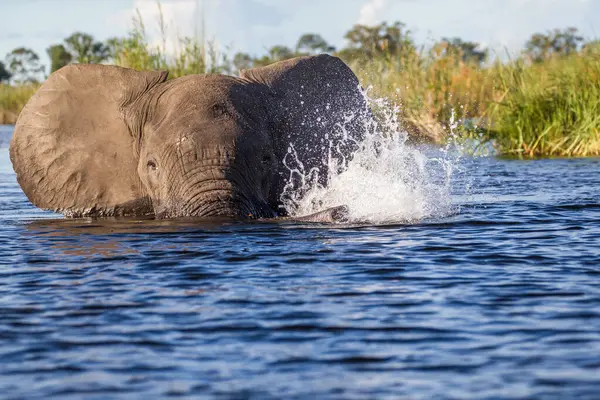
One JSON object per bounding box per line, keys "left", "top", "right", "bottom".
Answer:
{"left": 10, "top": 55, "right": 369, "bottom": 220}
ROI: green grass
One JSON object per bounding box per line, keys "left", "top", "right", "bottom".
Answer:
{"left": 347, "top": 50, "right": 499, "bottom": 144}
{"left": 488, "top": 54, "right": 600, "bottom": 157}
{"left": 351, "top": 50, "right": 600, "bottom": 157}
{"left": 0, "top": 84, "right": 39, "bottom": 124}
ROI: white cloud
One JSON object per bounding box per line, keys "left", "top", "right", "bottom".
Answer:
{"left": 110, "top": 0, "right": 207, "bottom": 56}
{"left": 357, "top": 0, "right": 388, "bottom": 25}
{"left": 132, "top": 0, "right": 198, "bottom": 35}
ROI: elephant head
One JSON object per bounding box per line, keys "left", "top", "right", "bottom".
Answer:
{"left": 10, "top": 55, "right": 368, "bottom": 219}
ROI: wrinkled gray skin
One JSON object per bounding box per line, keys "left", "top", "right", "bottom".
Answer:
{"left": 10, "top": 55, "right": 368, "bottom": 222}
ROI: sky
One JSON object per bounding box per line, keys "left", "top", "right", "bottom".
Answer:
{"left": 1, "top": 0, "right": 599, "bottom": 73}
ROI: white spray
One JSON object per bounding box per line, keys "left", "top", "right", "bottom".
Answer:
{"left": 279, "top": 86, "right": 460, "bottom": 225}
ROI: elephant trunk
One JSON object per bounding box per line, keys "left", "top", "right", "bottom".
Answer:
{"left": 184, "top": 190, "right": 271, "bottom": 219}
{"left": 155, "top": 175, "right": 274, "bottom": 219}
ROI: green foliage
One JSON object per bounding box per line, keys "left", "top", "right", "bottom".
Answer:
{"left": 0, "top": 83, "right": 38, "bottom": 124}
{"left": 107, "top": 10, "right": 230, "bottom": 77}
{"left": 64, "top": 32, "right": 110, "bottom": 64}
{"left": 252, "top": 45, "right": 296, "bottom": 67}
{"left": 0, "top": 62, "right": 11, "bottom": 83}
{"left": 338, "top": 21, "right": 416, "bottom": 63}
{"left": 4, "top": 47, "right": 45, "bottom": 83}
{"left": 45, "top": 31, "right": 114, "bottom": 74}
{"left": 107, "top": 12, "right": 163, "bottom": 71}
{"left": 232, "top": 34, "right": 335, "bottom": 71}
{"left": 46, "top": 44, "right": 72, "bottom": 73}
{"left": 171, "top": 37, "right": 207, "bottom": 75}
{"left": 296, "top": 33, "right": 335, "bottom": 54}
{"left": 582, "top": 40, "right": 600, "bottom": 56}
{"left": 489, "top": 54, "right": 600, "bottom": 157}
{"left": 233, "top": 52, "right": 253, "bottom": 71}
{"left": 351, "top": 47, "right": 496, "bottom": 143}
{"left": 525, "top": 27, "right": 584, "bottom": 63}
{"left": 437, "top": 37, "right": 487, "bottom": 65}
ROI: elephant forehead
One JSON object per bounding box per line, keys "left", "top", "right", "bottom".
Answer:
{"left": 160, "top": 75, "right": 249, "bottom": 109}
{"left": 149, "top": 75, "right": 269, "bottom": 137}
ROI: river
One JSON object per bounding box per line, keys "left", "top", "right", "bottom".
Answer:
{"left": 1, "top": 124, "right": 599, "bottom": 398}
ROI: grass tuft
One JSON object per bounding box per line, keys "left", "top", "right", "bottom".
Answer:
{"left": 0, "top": 84, "right": 39, "bottom": 124}
{"left": 488, "top": 54, "right": 600, "bottom": 157}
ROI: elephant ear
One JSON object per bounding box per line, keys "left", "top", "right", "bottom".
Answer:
{"left": 240, "top": 55, "right": 370, "bottom": 204}
{"left": 10, "top": 64, "right": 168, "bottom": 217}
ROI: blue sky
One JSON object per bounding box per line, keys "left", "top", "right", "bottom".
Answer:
{"left": 1, "top": 0, "right": 599, "bottom": 73}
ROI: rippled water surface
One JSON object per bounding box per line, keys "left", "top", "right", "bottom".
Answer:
{"left": 1, "top": 124, "right": 600, "bottom": 399}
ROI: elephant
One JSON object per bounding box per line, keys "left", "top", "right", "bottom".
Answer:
{"left": 9, "top": 55, "right": 369, "bottom": 222}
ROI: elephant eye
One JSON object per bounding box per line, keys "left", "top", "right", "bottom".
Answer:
{"left": 211, "top": 103, "right": 229, "bottom": 118}
{"left": 147, "top": 160, "right": 158, "bottom": 171}
{"left": 262, "top": 155, "right": 272, "bottom": 164}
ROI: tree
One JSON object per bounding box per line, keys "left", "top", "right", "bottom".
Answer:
{"left": 46, "top": 44, "right": 72, "bottom": 73}
{"left": 5, "top": 47, "right": 45, "bottom": 83}
{"left": 525, "top": 27, "right": 584, "bottom": 63}
{"left": 253, "top": 45, "right": 296, "bottom": 67}
{"left": 104, "top": 34, "right": 160, "bottom": 70}
{"left": 341, "top": 21, "right": 415, "bottom": 60}
{"left": 64, "top": 32, "right": 110, "bottom": 64}
{"left": 233, "top": 52, "right": 253, "bottom": 71}
{"left": 435, "top": 37, "right": 487, "bottom": 65}
{"left": 105, "top": 37, "right": 124, "bottom": 62}
{"left": 295, "top": 34, "right": 335, "bottom": 55}
{"left": 268, "top": 45, "right": 295, "bottom": 62}
{"left": 0, "top": 61, "right": 11, "bottom": 83}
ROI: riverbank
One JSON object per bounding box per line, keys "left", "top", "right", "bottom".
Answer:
{"left": 0, "top": 84, "right": 38, "bottom": 125}
{"left": 1, "top": 52, "right": 598, "bottom": 157}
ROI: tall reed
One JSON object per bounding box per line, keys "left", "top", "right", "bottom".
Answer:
{"left": 349, "top": 49, "right": 500, "bottom": 143}
{"left": 110, "top": 8, "right": 231, "bottom": 77}
{"left": 489, "top": 54, "right": 600, "bottom": 157}
{"left": 351, "top": 48, "right": 600, "bottom": 157}
{"left": 0, "top": 84, "right": 39, "bottom": 124}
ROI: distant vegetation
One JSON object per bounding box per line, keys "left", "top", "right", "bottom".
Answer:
{"left": 1, "top": 9, "right": 599, "bottom": 157}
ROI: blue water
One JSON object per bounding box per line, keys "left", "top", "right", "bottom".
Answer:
{"left": 1, "top": 124, "right": 600, "bottom": 399}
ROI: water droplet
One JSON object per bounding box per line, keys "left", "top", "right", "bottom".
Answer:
{"left": 280, "top": 86, "right": 457, "bottom": 225}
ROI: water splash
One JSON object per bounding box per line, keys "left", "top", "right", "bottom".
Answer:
{"left": 280, "top": 86, "right": 460, "bottom": 225}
